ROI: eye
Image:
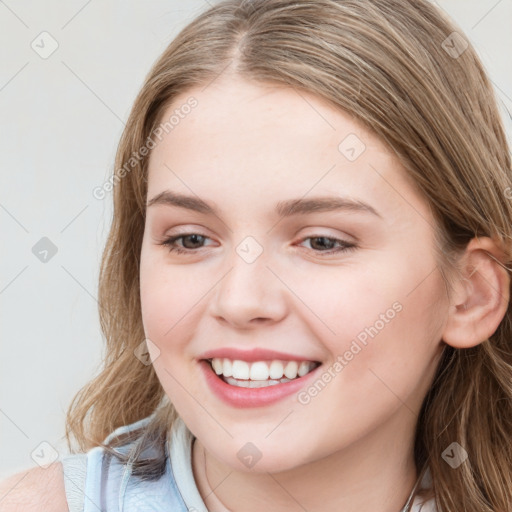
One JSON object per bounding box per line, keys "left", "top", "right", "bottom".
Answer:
{"left": 158, "top": 233, "right": 214, "bottom": 254}
{"left": 297, "top": 236, "right": 357, "bottom": 255}
{"left": 158, "top": 233, "right": 357, "bottom": 256}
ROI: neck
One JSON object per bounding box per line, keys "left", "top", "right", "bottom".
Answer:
{"left": 191, "top": 410, "right": 421, "bottom": 512}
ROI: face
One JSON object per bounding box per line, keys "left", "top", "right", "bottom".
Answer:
{"left": 140, "top": 75, "right": 447, "bottom": 473}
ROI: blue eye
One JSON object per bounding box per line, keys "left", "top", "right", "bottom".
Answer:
{"left": 298, "top": 236, "right": 357, "bottom": 254}
{"left": 159, "top": 234, "right": 211, "bottom": 254}
{"left": 158, "top": 234, "right": 357, "bottom": 256}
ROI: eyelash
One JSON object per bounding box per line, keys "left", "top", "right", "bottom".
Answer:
{"left": 158, "top": 233, "right": 357, "bottom": 256}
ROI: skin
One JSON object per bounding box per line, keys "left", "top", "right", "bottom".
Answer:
{"left": 139, "top": 74, "right": 510, "bottom": 512}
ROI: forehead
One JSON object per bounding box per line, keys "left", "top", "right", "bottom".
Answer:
{"left": 151, "top": 78, "right": 382, "bottom": 169}
{"left": 145, "top": 76, "right": 426, "bottom": 225}
{"left": 154, "top": 76, "right": 383, "bottom": 152}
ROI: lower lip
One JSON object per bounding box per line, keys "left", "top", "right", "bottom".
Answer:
{"left": 198, "top": 360, "right": 322, "bottom": 408}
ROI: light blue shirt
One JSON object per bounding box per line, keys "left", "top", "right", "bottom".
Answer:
{"left": 61, "top": 414, "right": 437, "bottom": 511}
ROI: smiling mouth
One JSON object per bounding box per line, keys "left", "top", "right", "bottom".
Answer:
{"left": 203, "top": 358, "right": 322, "bottom": 388}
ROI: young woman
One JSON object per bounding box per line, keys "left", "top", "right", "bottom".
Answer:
{"left": 2, "top": 1, "right": 511, "bottom": 510}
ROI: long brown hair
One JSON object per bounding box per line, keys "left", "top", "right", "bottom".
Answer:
{"left": 65, "top": 1, "right": 512, "bottom": 509}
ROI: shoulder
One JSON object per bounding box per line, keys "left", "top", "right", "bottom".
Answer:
{"left": 0, "top": 462, "right": 68, "bottom": 512}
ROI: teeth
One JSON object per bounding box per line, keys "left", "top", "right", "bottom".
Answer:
{"left": 223, "top": 359, "right": 232, "bottom": 378}
{"left": 269, "top": 360, "right": 284, "bottom": 379}
{"left": 250, "top": 361, "right": 270, "bottom": 380}
{"left": 210, "top": 358, "right": 318, "bottom": 381}
{"left": 233, "top": 360, "right": 250, "bottom": 379}
{"left": 224, "top": 376, "right": 292, "bottom": 388}
{"left": 284, "top": 361, "right": 298, "bottom": 379}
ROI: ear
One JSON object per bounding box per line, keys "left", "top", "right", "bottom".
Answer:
{"left": 442, "top": 236, "right": 510, "bottom": 348}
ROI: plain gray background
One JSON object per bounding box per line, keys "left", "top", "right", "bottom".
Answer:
{"left": 1, "top": 0, "right": 511, "bottom": 479}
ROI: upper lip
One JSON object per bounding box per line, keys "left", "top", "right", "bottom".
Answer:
{"left": 199, "top": 347, "right": 321, "bottom": 363}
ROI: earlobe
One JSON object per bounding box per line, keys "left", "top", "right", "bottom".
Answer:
{"left": 442, "top": 237, "right": 510, "bottom": 349}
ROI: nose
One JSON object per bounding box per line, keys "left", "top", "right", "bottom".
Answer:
{"left": 207, "top": 244, "right": 288, "bottom": 329}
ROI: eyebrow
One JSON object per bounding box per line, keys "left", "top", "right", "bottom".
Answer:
{"left": 146, "top": 190, "right": 382, "bottom": 219}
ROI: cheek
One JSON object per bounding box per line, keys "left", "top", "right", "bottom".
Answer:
{"left": 286, "top": 263, "right": 402, "bottom": 343}
{"left": 139, "top": 262, "right": 204, "bottom": 404}
{"left": 290, "top": 253, "right": 444, "bottom": 375}
{"left": 290, "top": 267, "right": 444, "bottom": 446}
{"left": 140, "top": 243, "right": 191, "bottom": 330}
{"left": 139, "top": 252, "right": 213, "bottom": 370}
{"left": 140, "top": 248, "right": 180, "bottom": 350}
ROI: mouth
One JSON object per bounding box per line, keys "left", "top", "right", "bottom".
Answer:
{"left": 202, "top": 357, "right": 322, "bottom": 388}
